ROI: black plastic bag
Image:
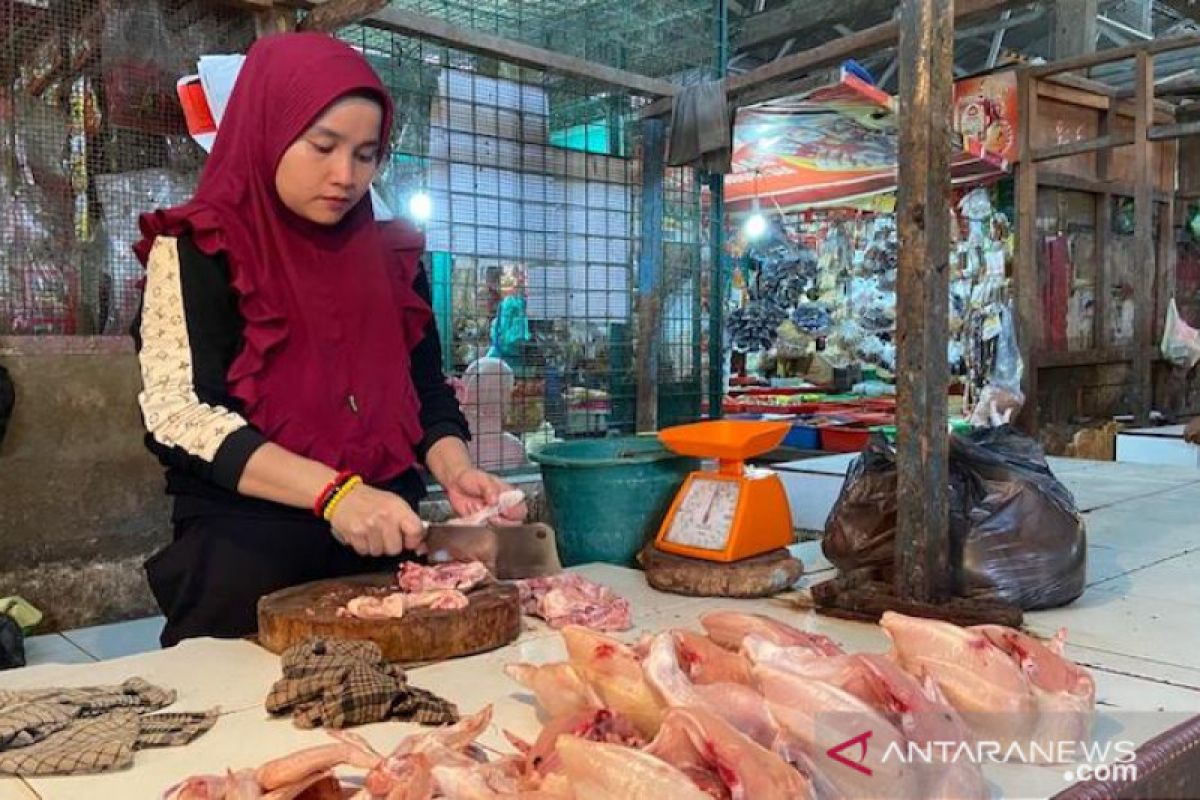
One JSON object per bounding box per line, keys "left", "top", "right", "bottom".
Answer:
{"left": 0, "top": 614, "right": 25, "bottom": 670}
{"left": 823, "top": 427, "right": 1087, "bottom": 610}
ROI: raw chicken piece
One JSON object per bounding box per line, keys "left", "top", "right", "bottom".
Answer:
{"left": 700, "top": 612, "right": 843, "bottom": 654}
{"left": 516, "top": 574, "right": 632, "bottom": 631}
{"left": 398, "top": 561, "right": 491, "bottom": 593}
{"left": 406, "top": 589, "right": 471, "bottom": 611}
{"left": 741, "top": 636, "right": 875, "bottom": 700}
{"left": 522, "top": 708, "right": 646, "bottom": 775}
{"left": 644, "top": 707, "right": 814, "bottom": 800}
{"left": 341, "top": 589, "right": 468, "bottom": 619}
{"left": 854, "top": 654, "right": 987, "bottom": 799}
{"left": 756, "top": 666, "right": 919, "bottom": 800}
{"left": 881, "top": 611, "right": 1037, "bottom": 749}
{"left": 674, "top": 630, "right": 753, "bottom": 685}
{"left": 642, "top": 632, "right": 778, "bottom": 749}
{"left": 504, "top": 663, "right": 602, "bottom": 719}
{"left": 972, "top": 625, "right": 1096, "bottom": 758}
{"left": 561, "top": 626, "right": 665, "bottom": 737}
{"left": 444, "top": 489, "right": 527, "bottom": 526}
{"left": 555, "top": 735, "right": 711, "bottom": 800}
{"left": 344, "top": 593, "right": 409, "bottom": 620}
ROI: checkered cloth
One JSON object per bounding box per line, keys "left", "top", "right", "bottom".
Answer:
{"left": 0, "top": 678, "right": 217, "bottom": 776}
{"left": 265, "top": 638, "right": 458, "bottom": 729}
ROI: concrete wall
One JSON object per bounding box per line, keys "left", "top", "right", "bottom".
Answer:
{"left": 0, "top": 336, "right": 548, "bottom": 632}
{"left": 0, "top": 336, "right": 168, "bottom": 631}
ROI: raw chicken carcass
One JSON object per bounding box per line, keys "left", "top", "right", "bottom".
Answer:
{"left": 521, "top": 708, "right": 646, "bottom": 776}
{"left": 642, "top": 632, "right": 778, "bottom": 749}
{"left": 561, "top": 626, "right": 665, "bottom": 737}
{"left": 674, "top": 630, "right": 753, "bottom": 685}
{"left": 398, "top": 560, "right": 491, "bottom": 593}
{"left": 644, "top": 707, "right": 814, "bottom": 800}
{"left": 504, "top": 662, "right": 602, "bottom": 719}
{"left": 516, "top": 574, "right": 632, "bottom": 631}
{"left": 881, "top": 611, "right": 1037, "bottom": 750}
{"left": 741, "top": 636, "right": 875, "bottom": 700}
{"left": 700, "top": 612, "right": 843, "bottom": 655}
{"left": 555, "top": 735, "right": 711, "bottom": 800}
{"left": 972, "top": 625, "right": 1096, "bottom": 757}
{"left": 853, "top": 654, "right": 987, "bottom": 799}
{"left": 755, "top": 665, "right": 919, "bottom": 800}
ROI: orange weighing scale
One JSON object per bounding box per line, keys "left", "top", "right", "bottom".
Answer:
{"left": 654, "top": 420, "right": 795, "bottom": 563}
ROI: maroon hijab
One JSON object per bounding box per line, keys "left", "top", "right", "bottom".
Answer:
{"left": 136, "top": 32, "right": 432, "bottom": 483}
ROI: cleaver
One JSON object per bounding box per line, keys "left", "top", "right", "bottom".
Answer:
{"left": 423, "top": 522, "right": 562, "bottom": 580}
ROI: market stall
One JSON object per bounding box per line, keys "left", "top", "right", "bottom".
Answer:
{"left": 711, "top": 67, "right": 1018, "bottom": 454}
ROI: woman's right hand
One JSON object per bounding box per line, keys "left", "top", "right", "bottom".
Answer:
{"left": 329, "top": 484, "right": 426, "bottom": 556}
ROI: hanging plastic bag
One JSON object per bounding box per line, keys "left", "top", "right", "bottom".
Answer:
{"left": 969, "top": 303, "right": 1025, "bottom": 427}
{"left": 1160, "top": 298, "right": 1200, "bottom": 370}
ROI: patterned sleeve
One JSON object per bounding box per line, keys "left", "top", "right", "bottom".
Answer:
{"left": 133, "top": 236, "right": 268, "bottom": 490}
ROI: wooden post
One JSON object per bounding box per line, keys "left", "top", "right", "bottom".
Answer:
{"left": 1014, "top": 70, "right": 1041, "bottom": 433}
{"left": 1133, "top": 50, "right": 1154, "bottom": 421}
{"left": 709, "top": 174, "right": 726, "bottom": 420}
{"left": 255, "top": 5, "right": 296, "bottom": 38}
{"left": 636, "top": 118, "right": 667, "bottom": 433}
{"left": 894, "top": 0, "right": 953, "bottom": 603}
{"left": 1094, "top": 102, "right": 1116, "bottom": 351}
{"left": 1052, "top": 0, "right": 1097, "bottom": 60}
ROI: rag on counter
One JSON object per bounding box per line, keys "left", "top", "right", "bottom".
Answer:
{"left": 0, "top": 678, "right": 217, "bottom": 776}
{"left": 265, "top": 637, "right": 458, "bottom": 729}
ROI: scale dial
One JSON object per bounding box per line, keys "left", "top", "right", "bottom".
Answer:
{"left": 664, "top": 477, "right": 742, "bottom": 550}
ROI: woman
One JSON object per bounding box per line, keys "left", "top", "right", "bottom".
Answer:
{"left": 132, "top": 32, "right": 525, "bottom": 647}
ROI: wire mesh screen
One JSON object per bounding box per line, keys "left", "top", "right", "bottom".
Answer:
{"left": 1, "top": 0, "right": 709, "bottom": 468}
{"left": 1, "top": 0, "right": 253, "bottom": 335}
{"left": 344, "top": 21, "right": 708, "bottom": 471}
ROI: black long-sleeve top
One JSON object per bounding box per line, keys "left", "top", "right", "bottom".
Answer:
{"left": 132, "top": 234, "right": 469, "bottom": 521}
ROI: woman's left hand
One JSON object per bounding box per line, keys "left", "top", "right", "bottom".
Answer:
{"left": 444, "top": 467, "right": 528, "bottom": 525}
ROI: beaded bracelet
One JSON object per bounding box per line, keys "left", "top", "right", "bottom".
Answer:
{"left": 322, "top": 475, "right": 363, "bottom": 522}
{"left": 313, "top": 470, "right": 354, "bottom": 518}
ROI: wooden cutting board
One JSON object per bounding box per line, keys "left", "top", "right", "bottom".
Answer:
{"left": 640, "top": 544, "right": 804, "bottom": 598}
{"left": 256, "top": 572, "right": 521, "bottom": 664}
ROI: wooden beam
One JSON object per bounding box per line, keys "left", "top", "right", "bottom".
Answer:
{"left": 1133, "top": 50, "right": 1155, "bottom": 421}
{"left": 298, "top": 0, "right": 388, "bottom": 32}
{"left": 1033, "top": 346, "right": 1136, "bottom": 368}
{"left": 1015, "top": 69, "right": 1041, "bottom": 434}
{"left": 1029, "top": 33, "right": 1200, "bottom": 79}
{"left": 642, "top": 0, "right": 1019, "bottom": 117}
{"left": 1030, "top": 134, "right": 1136, "bottom": 163}
{"left": 733, "top": 0, "right": 892, "bottom": 52}
{"left": 365, "top": 6, "right": 677, "bottom": 98}
{"left": 1037, "top": 170, "right": 1171, "bottom": 202}
{"left": 1148, "top": 121, "right": 1200, "bottom": 141}
{"left": 1041, "top": 75, "right": 1177, "bottom": 122}
{"left": 894, "top": 0, "right": 953, "bottom": 605}
{"left": 636, "top": 118, "right": 667, "bottom": 433}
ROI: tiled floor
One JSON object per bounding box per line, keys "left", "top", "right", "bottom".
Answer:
{"left": 58, "top": 616, "right": 164, "bottom": 661}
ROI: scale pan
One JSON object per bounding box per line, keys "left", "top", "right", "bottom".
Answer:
{"left": 657, "top": 420, "right": 790, "bottom": 460}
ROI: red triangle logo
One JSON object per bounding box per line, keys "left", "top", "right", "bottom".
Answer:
{"left": 826, "top": 730, "right": 874, "bottom": 777}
